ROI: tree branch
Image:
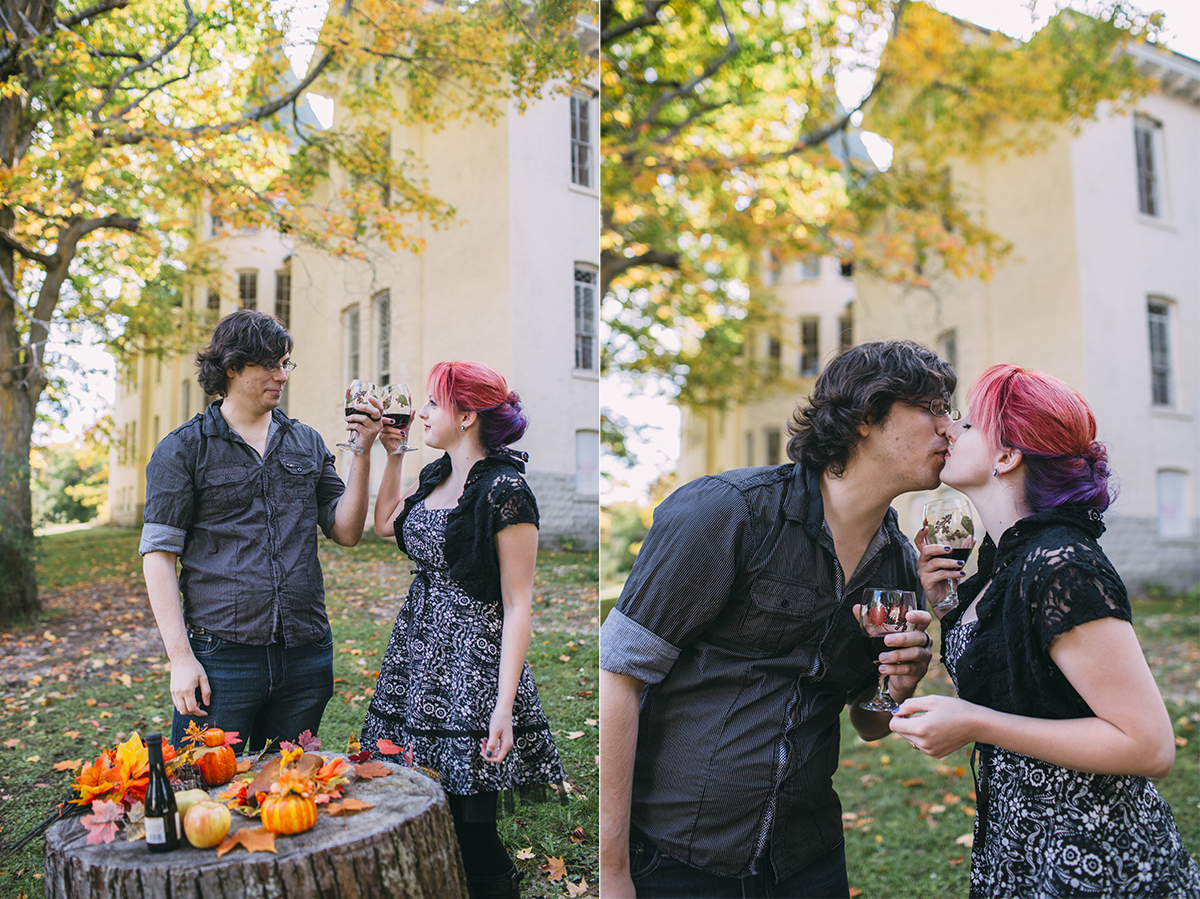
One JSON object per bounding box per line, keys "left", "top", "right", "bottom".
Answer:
{"left": 601, "top": 0, "right": 674, "bottom": 43}
{"left": 93, "top": 0, "right": 199, "bottom": 120}
{"left": 0, "top": 229, "right": 54, "bottom": 267}
{"left": 601, "top": 248, "right": 681, "bottom": 296}
{"left": 630, "top": 0, "right": 737, "bottom": 139}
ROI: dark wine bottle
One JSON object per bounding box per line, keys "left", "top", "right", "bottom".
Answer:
{"left": 144, "top": 732, "right": 181, "bottom": 852}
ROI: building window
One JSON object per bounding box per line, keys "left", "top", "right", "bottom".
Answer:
{"left": 762, "top": 250, "right": 779, "bottom": 287}
{"left": 238, "top": 271, "right": 258, "bottom": 310}
{"left": 838, "top": 307, "right": 853, "bottom": 352}
{"left": 375, "top": 289, "right": 391, "bottom": 385}
{"left": 275, "top": 269, "right": 291, "bottom": 328}
{"left": 574, "top": 265, "right": 597, "bottom": 370}
{"left": 767, "top": 336, "right": 782, "bottom": 376}
{"left": 345, "top": 305, "right": 360, "bottom": 381}
{"left": 765, "top": 428, "right": 782, "bottom": 466}
{"left": 570, "top": 92, "right": 593, "bottom": 188}
{"left": 745, "top": 431, "right": 754, "bottom": 467}
{"left": 1156, "top": 470, "right": 1190, "bottom": 538}
{"left": 799, "top": 317, "right": 820, "bottom": 376}
{"left": 840, "top": 258, "right": 854, "bottom": 278}
{"left": 1148, "top": 300, "right": 1173, "bottom": 406}
{"left": 800, "top": 257, "right": 821, "bottom": 280}
{"left": 575, "top": 430, "right": 599, "bottom": 496}
{"left": 1134, "top": 115, "right": 1162, "bottom": 218}
{"left": 206, "top": 287, "right": 220, "bottom": 314}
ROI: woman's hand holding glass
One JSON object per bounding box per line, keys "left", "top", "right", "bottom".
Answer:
{"left": 917, "top": 498, "right": 976, "bottom": 617}
{"left": 379, "top": 383, "right": 416, "bottom": 455}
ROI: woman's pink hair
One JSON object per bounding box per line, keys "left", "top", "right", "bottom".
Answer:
{"left": 426, "top": 361, "right": 527, "bottom": 451}
{"left": 968, "top": 364, "right": 1112, "bottom": 512}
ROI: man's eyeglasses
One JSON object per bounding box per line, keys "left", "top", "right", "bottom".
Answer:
{"left": 257, "top": 360, "right": 296, "bottom": 373}
{"left": 912, "top": 398, "right": 961, "bottom": 420}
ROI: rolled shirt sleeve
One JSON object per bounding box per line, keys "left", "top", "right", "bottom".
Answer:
{"left": 314, "top": 448, "right": 343, "bottom": 538}
{"left": 139, "top": 429, "right": 198, "bottom": 556}
{"left": 600, "top": 477, "right": 754, "bottom": 684}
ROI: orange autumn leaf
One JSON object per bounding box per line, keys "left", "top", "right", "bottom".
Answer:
{"left": 569, "top": 825, "right": 587, "bottom": 843}
{"left": 236, "top": 758, "right": 254, "bottom": 773}
{"left": 54, "top": 759, "right": 83, "bottom": 772}
{"left": 353, "top": 761, "right": 393, "bottom": 780}
{"left": 326, "top": 797, "right": 375, "bottom": 817}
{"left": 541, "top": 856, "right": 568, "bottom": 882}
{"left": 850, "top": 890, "right": 863, "bottom": 898}
{"left": 217, "top": 827, "right": 278, "bottom": 858}
{"left": 565, "top": 877, "right": 589, "bottom": 897}
{"left": 375, "top": 738, "right": 403, "bottom": 755}
{"left": 73, "top": 755, "right": 120, "bottom": 805}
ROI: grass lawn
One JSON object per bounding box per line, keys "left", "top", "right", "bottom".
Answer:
{"left": 0, "top": 527, "right": 598, "bottom": 899}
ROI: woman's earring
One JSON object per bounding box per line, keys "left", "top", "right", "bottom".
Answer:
{"left": 992, "top": 468, "right": 998, "bottom": 477}
{"left": 460, "top": 424, "right": 466, "bottom": 431}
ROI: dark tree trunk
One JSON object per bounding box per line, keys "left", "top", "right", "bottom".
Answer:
{"left": 0, "top": 0, "right": 58, "bottom": 625}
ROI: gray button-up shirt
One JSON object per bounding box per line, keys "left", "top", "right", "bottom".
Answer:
{"left": 600, "top": 464, "right": 923, "bottom": 881}
{"left": 139, "top": 402, "right": 345, "bottom": 647}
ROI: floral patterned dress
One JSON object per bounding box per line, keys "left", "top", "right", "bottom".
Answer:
{"left": 944, "top": 618, "right": 1200, "bottom": 898}
{"left": 361, "top": 500, "right": 566, "bottom": 796}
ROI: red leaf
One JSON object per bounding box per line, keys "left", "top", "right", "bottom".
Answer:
{"left": 223, "top": 730, "right": 243, "bottom": 747}
{"left": 375, "top": 738, "right": 402, "bottom": 755}
{"left": 297, "top": 729, "right": 321, "bottom": 752}
{"left": 326, "top": 797, "right": 375, "bottom": 816}
{"left": 80, "top": 799, "right": 123, "bottom": 845}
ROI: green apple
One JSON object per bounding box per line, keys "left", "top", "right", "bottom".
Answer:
{"left": 173, "top": 788, "right": 210, "bottom": 820}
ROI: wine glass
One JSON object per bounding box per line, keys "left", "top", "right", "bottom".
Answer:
{"left": 858, "top": 588, "right": 917, "bottom": 712}
{"left": 923, "top": 498, "right": 975, "bottom": 613}
{"left": 380, "top": 383, "right": 416, "bottom": 455}
{"left": 337, "top": 379, "right": 374, "bottom": 453}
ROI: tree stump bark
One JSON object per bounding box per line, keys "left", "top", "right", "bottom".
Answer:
{"left": 44, "top": 760, "right": 467, "bottom": 899}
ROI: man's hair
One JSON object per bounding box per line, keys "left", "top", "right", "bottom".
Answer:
{"left": 786, "top": 339, "right": 956, "bottom": 475}
{"left": 195, "top": 309, "right": 294, "bottom": 397}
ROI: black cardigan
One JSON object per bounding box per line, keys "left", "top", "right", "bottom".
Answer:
{"left": 942, "top": 506, "right": 1132, "bottom": 720}
{"left": 394, "top": 452, "right": 539, "bottom": 607}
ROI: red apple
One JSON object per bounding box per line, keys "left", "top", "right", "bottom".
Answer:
{"left": 183, "top": 799, "right": 231, "bottom": 848}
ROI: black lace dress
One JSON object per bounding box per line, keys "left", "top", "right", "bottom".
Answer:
{"left": 941, "top": 508, "right": 1200, "bottom": 898}
{"left": 361, "top": 455, "right": 566, "bottom": 797}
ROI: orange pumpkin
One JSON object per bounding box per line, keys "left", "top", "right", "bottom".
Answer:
{"left": 261, "top": 793, "right": 318, "bottom": 835}
{"left": 194, "top": 744, "right": 237, "bottom": 786}
{"left": 201, "top": 728, "right": 226, "bottom": 748}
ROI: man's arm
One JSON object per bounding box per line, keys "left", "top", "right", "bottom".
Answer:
{"left": 143, "top": 551, "right": 210, "bottom": 717}
{"left": 329, "top": 398, "right": 384, "bottom": 545}
{"left": 599, "top": 668, "right": 645, "bottom": 899}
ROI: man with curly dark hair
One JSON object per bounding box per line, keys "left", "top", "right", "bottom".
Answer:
{"left": 139, "top": 310, "right": 383, "bottom": 752}
{"left": 600, "top": 339, "right": 958, "bottom": 898}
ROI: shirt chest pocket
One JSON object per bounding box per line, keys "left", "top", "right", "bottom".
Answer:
{"left": 278, "top": 455, "right": 318, "bottom": 487}
{"left": 739, "top": 576, "right": 822, "bottom": 654}
{"left": 201, "top": 464, "right": 256, "bottom": 515}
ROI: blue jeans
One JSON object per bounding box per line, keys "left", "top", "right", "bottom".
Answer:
{"left": 630, "top": 829, "right": 850, "bottom": 899}
{"left": 170, "top": 627, "right": 334, "bottom": 752}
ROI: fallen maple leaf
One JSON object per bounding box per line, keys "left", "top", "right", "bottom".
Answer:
{"left": 558, "top": 655, "right": 572, "bottom": 662}
{"left": 540, "top": 856, "right": 568, "bottom": 883}
{"left": 902, "top": 778, "right": 925, "bottom": 788}
{"left": 515, "top": 847, "right": 536, "bottom": 860}
{"left": 565, "top": 877, "right": 589, "bottom": 897}
{"left": 375, "top": 738, "right": 403, "bottom": 755}
{"left": 236, "top": 758, "right": 254, "bottom": 773}
{"left": 53, "top": 759, "right": 82, "bottom": 771}
{"left": 353, "top": 761, "right": 393, "bottom": 780}
{"left": 223, "top": 730, "right": 243, "bottom": 747}
{"left": 63, "top": 731, "right": 81, "bottom": 739}
{"left": 326, "top": 798, "right": 375, "bottom": 817}
{"left": 297, "top": 729, "right": 321, "bottom": 751}
{"left": 850, "top": 889, "right": 863, "bottom": 898}
{"left": 956, "top": 833, "right": 974, "bottom": 847}
{"left": 217, "top": 827, "right": 278, "bottom": 858}
{"left": 569, "top": 825, "right": 588, "bottom": 843}
{"left": 566, "top": 732, "right": 585, "bottom": 740}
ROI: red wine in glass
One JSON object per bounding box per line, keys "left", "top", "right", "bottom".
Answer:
{"left": 384, "top": 411, "right": 413, "bottom": 428}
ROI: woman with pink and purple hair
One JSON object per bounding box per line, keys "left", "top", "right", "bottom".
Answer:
{"left": 890, "top": 364, "right": 1199, "bottom": 897}
{"left": 362, "top": 361, "right": 565, "bottom": 899}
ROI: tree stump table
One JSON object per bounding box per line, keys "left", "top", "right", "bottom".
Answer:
{"left": 44, "top": 758, "right": 468, "bottom": 899}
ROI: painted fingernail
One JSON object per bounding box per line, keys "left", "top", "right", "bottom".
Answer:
{"left": 944, "top": 546, "right": 952, "bottom": 552}
{"left": 485, "top": 750, "right": 493, "bottom": 758}
{"left": 958, "top": 560, "right": 965, "bottom": 567}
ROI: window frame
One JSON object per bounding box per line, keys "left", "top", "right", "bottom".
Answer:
{"left": 799, "top": 316, "right": 820, "bottom": 377}
{"left": 574, "top": 264, "right": 597, "bottom": 372}
{"left": 1147, "top": 298, "right": 1174, "bottom": 408}
{"left": 1134, "top": 115, "right": 1164, "bottom": 219}
{"left": 237, "top": 270, "right": 258, "bottom": 311}
{"left": 570, "top": 91, "right": 594, "bottom": 190}
{"left": 345, "top": 304, "right": 361, "bottom": 382}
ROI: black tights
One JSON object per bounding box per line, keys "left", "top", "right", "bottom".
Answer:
{"left": 447, "top": 791, "right": 513, "bottom": 878}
